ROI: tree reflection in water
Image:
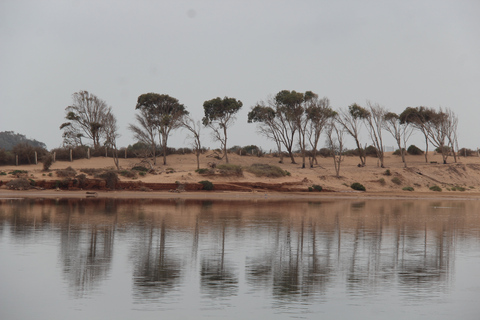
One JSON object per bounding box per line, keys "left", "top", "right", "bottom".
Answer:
{"left": 0, "top": 198, "right": 478, "bottom": 306}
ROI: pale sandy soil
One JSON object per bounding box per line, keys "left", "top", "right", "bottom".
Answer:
{"left": 2, "top": 151, "right": 480, "bottom": 199}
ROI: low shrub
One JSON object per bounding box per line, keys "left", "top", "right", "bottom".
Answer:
{"left": 98, "top": 171, "right": 119, "bottom": 190}
{"left": 429, "top": 185, "right": 442, "bottom": 192}
{"left": 391, "top": 177, "right": 402, "bottom": 185}
{"left": 377, "top": 178, "right": 386, "bottom": 186}
{"left": 393, "top": 148, "right": 406, "bottom": 156}
{"left": 351, "top": 182, "right": 366, "bottom": 191}
{"left": 132, "top": 166, "right": 149, "bottom": 172}
{"left": 195, "top": 168, "right": 213, "bottom": 175}
{"left": 199, "top": 180, "right": 214, "bottom": 190}
{"left": 217, "top": 164, "right": 243, "bottom": 176}
{"left": 384, "top": 169, "right": 391, "bottom": 176}
{"left": 312, "top": 184, "right": 322, "bottom": 192}
{"left": 458, "top": 148, "right": 476, "bottom": 157}
{"left": 6, "top": 178, "right": 31, "bottom": 190}
{"left": 365, "top": 145, "right": 378, "bottom": 157}
{"left": 119, "top": 170, "right": 137, "bottom": 179}
{"left": 402, "top": 186, "right": 414, "bottom": 191}
{"left": 42, "top": 153, "right": 54, "bottom": 171}
{"left": 9, "top": 170, "right": 28, "bottom": 176}
{"left": 56, "top": 166, "right": 77, "bottom": 178}
{"left": 245, "top": 163, "right": 289, "bottom": 178}
{"left": 407, "top": 145, "right": 424, "bottom": 155}
{"left": 80, "top": 168, "right": 104, "bottom": 176}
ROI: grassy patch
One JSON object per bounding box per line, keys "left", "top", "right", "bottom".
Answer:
{"left": 429, "top": 185, "right": 442, "bottom": 192}
{"left": 245, "top": 163, "right": 289, "bottom": 178}
{"left": 402, "top": 186, "right": 414, "bottom": 191}
{"left": 217, "top": 164, "right": 243, "bottom": 176}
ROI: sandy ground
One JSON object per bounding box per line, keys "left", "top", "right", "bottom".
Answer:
{"left": 2, "top": 150, "right": 480, "bottom": 199}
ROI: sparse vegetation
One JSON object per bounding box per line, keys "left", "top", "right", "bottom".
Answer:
{"left": 6, "top": 178, "right": 32, "bottom": 190}
{"left": 402, "top": 186, "right": 414, "bottom": 191}
{"left": 98, "top": 171, "right": 119, "bottom": 190}
{"left": 429, "top": 185, "right": 442, "bottom": 192}
{"left": 217, "top": 164, "right": 243, "bottom": 176}
{"left": 245, "top": 163, "right": 290, "bottom": 178}
{"left": 351, "top": 182, "right": 366, "bottom": 191}
{"left": 312, "top": 184, "right": 322, "bottom": 192}
{"left": 384, "top": 169, "right": 391, "bottom": 176}
{"left": 391, "top": 177, "right": 402, "bottom": 185}
{"left": 56, "top": 166, "right": 77, "bottom": 178}
{"left": 377, "top": 178, "right": 386, "bottom": 186}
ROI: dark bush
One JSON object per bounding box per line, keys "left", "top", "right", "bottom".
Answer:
{"left": 402, "top": 186, "right": 414, "bottom": 191}
{"left": 429, "top": 185, "right": 442, "bottom": 192}
{"left": 407, "top": 145, "right": 424, "bottom": 155}
{"left": 434, "top": 146, "right": 450, "bottom": 154}
{"left": 0, "top": 148, "right": 14, "bottom": 165}
{"left": 312, "top": 184, "right": 322, "bottom": 192}
{"left": 132, "top": 166, "right": 149, "bottom": 172}
{"left": 318, "top": 148, "right": 333, "bottom": 157}
{"left": 393, "top": 148, "right": 406, "bottom": 156}
{"left": 391, "top": 177, "right": 402, "bottom": 185}
{"left": 195, "top": 168, "right": 213, "bottom": 175}
{"left": 351, "top": 182, "right": 366, "bottom": 191}
{"left": 12, "top": 143, "right": 48, "bottom": 165}
{"left": 42, "top": 154, "right": 54, "bottom": 171}
{"left": 458, "top": 148, "right": 476, "bottom": 157}
{"left": 199, "top": 180, "right": 214, "bottom": 190}
{"left": 98, "top": 171, "right": 119, "bottom": 189}
{"left": 119, "top": 170, "right": 137, "bottom": 179}
{"left": 75, "top": 174, "right": 87, "bottom": 188}
{"left": 365, "top": 145, "right": 378, "bottom": 157}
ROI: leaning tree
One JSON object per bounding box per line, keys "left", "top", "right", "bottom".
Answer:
{"left": 203, "top": 96, "right": 242, "bottom": 163}
{"left": 60, "top": 90, "right": 111, "bottom": 149}
{"left": 135, "top": 93, "right": 189, "bottom": 165}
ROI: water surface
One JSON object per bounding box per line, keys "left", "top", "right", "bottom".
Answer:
{"left": 1, "top": 198, "right": 479, "bottom": 319}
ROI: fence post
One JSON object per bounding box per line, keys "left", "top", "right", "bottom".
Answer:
{"left": 70, "top": 149, "right": 73, "bottom": 162}
{"left": 87, "top": 148, "right": 90, "bottom": 159}
{"left": 53, "top": 152, "right": 56, "bottom": 162}
{"left": 15, "top": 155, "right": 18, "bottom": 166}
{"left": 105, "top": 147, "right": 108, "bottom": 157}
{"left": 125, "top": 149, "right": 127, "bottom": 159}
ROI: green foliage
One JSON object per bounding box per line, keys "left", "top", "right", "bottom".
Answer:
{"left": 132, "top": 166, "right": 149, "bottom": 172}
{"left": 402, "top": 186, "right": 414, "bottom": 191}
{"left": 393, "top": 148, "right": 405, "bottom": 156}
{"left": 407, "top": 145, "right": 424, "bottom": 155}
{"left": 0, "top": 171, "right": 6, "bottom": 176}
{"left": 202, "top": 97, "right": 243, "bottom": 125}
{"left": 391, "top": 177, "right": 402, "bottom": 185}
{"left": 217, "top": 164, "right": 243, "bottom": 176}
{"left": 384, "top": 169, "right": 391, "bottom": 176}
{"left": 451, "top": 186, "right": 466, "bottom": 192}
{"left": 199, "top": 180, "right": 214, "bottom": 190}
{"left": 312, "top": 184, "right": 322, "bottom": 192}
{"left": 245, "top": 163, "right": 290, "bottom": 178}
{"left": 351, "top": 182, "right": 366, "bottom": 191}
{"left": 429, "top": 185, "right": 442, "bottom": 192}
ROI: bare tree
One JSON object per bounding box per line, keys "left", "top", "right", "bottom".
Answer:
{"left": 60, "top": 91, "right": 110, "bottom": 149}
{"left": 104, "top": 110, "right": 120, "bottom": 170}
{"left": 423, "top": 108, "right": 452, "bottom": 164}
{"left": 337, "top": 104, "right": 369, "bottom": 167}
{"left": 182, "top": 116, "right": 203, "bottom": 170}
{"left": 364, "top": 101, "right": 386, "bottom": 168}
{"left": 325, "top": 116, "right": 345, "bottom": 178}
{"left": 445, "top": 108, "right": 459, "bottom": 163}
{"left": 128, "top": 108, "right": 158, "bottom": 165}
{"left": 383, "top": 112, "right": 413, "bottom": 168}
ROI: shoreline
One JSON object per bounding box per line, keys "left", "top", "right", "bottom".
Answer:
{"left": 2, "top": 189, "right": 480, "bottom": 201}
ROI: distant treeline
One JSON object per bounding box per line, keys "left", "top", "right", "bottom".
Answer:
{"left": 0, "top": 131, "right": 46, "bottom": 151}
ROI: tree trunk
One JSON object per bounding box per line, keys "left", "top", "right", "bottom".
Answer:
{"left": 223, "top": 125, "right": 229, "bottom": 163}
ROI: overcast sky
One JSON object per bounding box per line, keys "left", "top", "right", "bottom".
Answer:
{"left": 1, "top": 0, "right": 479, "bottom": 152}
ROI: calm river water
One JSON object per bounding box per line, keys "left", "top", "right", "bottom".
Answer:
{"left": 1, "top": 197, "right": 480, "bottom": 319}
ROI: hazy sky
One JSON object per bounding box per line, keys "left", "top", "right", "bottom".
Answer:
{"left": 1, "top": 0, "right": 479, "bottom": 151}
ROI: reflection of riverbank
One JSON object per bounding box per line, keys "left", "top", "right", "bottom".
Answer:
{"left": 1, "top": 198, "right": 479, "bottom": 302}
